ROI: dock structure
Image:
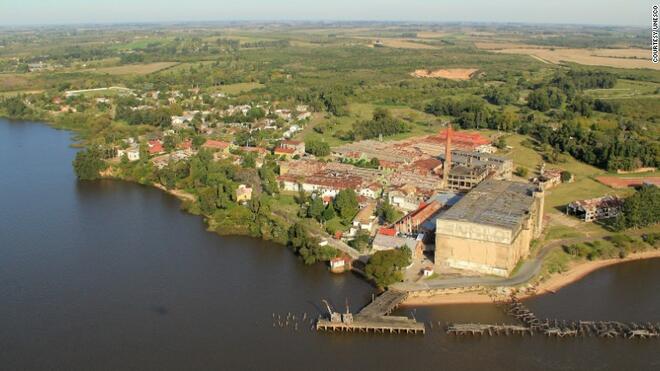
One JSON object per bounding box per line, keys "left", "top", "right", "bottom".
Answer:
{"left": 446, "top": 323, "right": 533, "bottom": 336}
{"left": 357, "top": 290, "right": 409, "bottom": 317}
{"left": 317, "top": 316, "right": 425, "bottom": 334}
{"left": 316, "top": 290, "right": 425, "bottom": 335}
{"left": 447, "top": 295, "right": 660, "bottom": 340}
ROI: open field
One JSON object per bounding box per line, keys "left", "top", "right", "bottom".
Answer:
{"left": 475, "top": 42, "right": 658, "bottom": 70}
{"left": 585, "top": 79, "right": 660, "bottom": 99}
{"left": 356, "top": 37, "right": 440, "bottom": 49}
{"left": 0, "top": 74, "right": 31, "bottom": 91}
{"left": 89, "top": 62, "right": 179, "bottom": 75}
{"left": 215, "top": 82, "right": 264, "bottom": 95}
{"left": 416, "top": 31, "right": 448, "bottom": 39}
{"left": 411, "top": 68, "right": 479, "bottom": 80}
{"left": 596, "top": 176, "right": 660, "bottom": 189}
{"left": 0, "top": 89, "right": 44, "bottom": 97}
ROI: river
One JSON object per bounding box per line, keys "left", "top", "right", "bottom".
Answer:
{"left": 0, "top": 118, "right": 658, "bottom": 370}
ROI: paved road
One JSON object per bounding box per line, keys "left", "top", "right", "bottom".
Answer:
{"left": 391, "top": 236, "right": 595, "bottom": 292}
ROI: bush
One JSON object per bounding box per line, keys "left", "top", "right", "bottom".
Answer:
{"left": 514, "top": 166, "right": 528, "bottom": 177}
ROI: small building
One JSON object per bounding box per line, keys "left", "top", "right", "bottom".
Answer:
{"left": 351, "top": 203, "right": 376, "bottom": 233}
{"left": 388, "top": 186, "right": 425, "bottom": 212}
{"left": 236, "top": 184, "right": 253, "bottom": 203}
{"left": 566, "top": 195, "right": 623, "bottom": 222}
{"left": 274, "top": 146, "right": 296, "bottom": 159}
{"left": 422, "top": 267, "right": 434, "bottom": 277}
{"left": 117, "top": 145, "right": 140, "bottom": 162}
{"left": 358, "top": 183, "right": 382, "bottom": 199}
{"left": 329, "top": 256, "right": 352, "bottom": 274}
{"left": 276, "top": 140, "right": 305, "bottom": 158}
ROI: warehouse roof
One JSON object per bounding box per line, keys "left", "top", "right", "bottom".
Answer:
{"left": 438, "top": 180, "right": 538, "bottom": 232}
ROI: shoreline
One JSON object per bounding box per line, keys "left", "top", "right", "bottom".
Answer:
{"left": 5, "top": 118, "right": 659, "bottom": 305}
{"left": 402, "top": 250, "right": 660, "bottom": 306}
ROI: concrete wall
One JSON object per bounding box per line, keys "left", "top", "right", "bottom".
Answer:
{"left": 435, "top": 224, "right": 533, "bottom": 277}
{"left": 436, "top": 220, "right": 514, "bottom": 245}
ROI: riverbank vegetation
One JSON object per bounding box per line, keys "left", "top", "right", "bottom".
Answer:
{"left": 365, "top": 247, "right": 412, "bottom": 288}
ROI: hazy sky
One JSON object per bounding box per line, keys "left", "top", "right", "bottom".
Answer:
{"left": 0, "top": 0, "right": 652, "bottom": 26}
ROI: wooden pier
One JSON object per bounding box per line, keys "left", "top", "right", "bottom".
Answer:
{"left": 447, "top": 323, "right": 534, "bottom": 336}
{"left": 315, "top": 290, "right": 425, "bottom": 335}
{"left": 317, "top": 316, "right": 425, "bottom": 334}
{"left": 447, "top": 295, "right": 660, "bottom": 340}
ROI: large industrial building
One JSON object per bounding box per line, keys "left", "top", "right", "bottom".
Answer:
{"left": 435, "top": 180, "right": 544, "bottom": 277}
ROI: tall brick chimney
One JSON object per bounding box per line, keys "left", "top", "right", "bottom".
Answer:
{"left": 442, "top": 123, "right": 452, "bottom": 188}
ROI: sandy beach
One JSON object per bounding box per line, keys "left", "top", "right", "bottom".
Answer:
{"left": 403, "top": 250, "right": 660, "bottom": 306}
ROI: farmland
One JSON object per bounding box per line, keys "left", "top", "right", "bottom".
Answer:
{"left": 475, "top": 42, "right": 658, "bottom": 70}
{"left": 89, "top": 62, "right": 180, "bottom": 75}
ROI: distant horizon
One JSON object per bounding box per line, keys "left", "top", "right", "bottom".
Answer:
{"left": 0, "top": 19, "right": 648, "bottom": 30}
{"left": 0, "top": 0, "right": 650, "bottom": 28}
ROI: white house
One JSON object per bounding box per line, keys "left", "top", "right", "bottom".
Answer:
{"left": 117, "top": 145, "right": 140, "bottom": 162}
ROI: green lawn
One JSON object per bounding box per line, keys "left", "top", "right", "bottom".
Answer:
{"left": 215, "top": 82, "right": 264, "bottom": 95}
{"left": 585, "top": 79, "right": 660, "bottom": 100}
{"left": 502, "top": 134, "right": 633, "bottom": 213}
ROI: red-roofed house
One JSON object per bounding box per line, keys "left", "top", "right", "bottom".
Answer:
{"left": 274, "top": 146, "right": 296, "bottom": 159}
{"left": 378, "top": 227, "right": 397, "bottom": 236}
{"left": 178, "top": 139, "right": 193, "bottom": 151}
{"left": 148, "top": 140, "right": 164, "bottom": 155}
{"left": 202, "top": 140, "right": 232, "bottom": 153}
{"left": 280, "top": 140, "right": 305, "bottom": 155}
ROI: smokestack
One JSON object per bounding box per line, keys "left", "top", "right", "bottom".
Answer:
{"left": 442, "top": 123, "right": 453, "bottom": 188}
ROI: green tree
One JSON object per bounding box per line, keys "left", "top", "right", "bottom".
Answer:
{"left": 349, "top": 230, "right": 371, "bottom": 252}
{"left": 615, "top": 185, "right": 660, "bottom": 230}
{"left": 305, "top": 139, "right": 331, "bottom": 157}
{"left": 377, "top": 200, "right": 401, "bottom": 224}
{"left": 288, "top": 222, "right": 338, "bottom": 264}
{"left": 73, "top": 147, "right": 105, "bottom": 180}
{"left": 365, "top": 247, "right": 412, "bottom": 288}
{"left": 198, "top": 187, "right": 218, "bottom": 214}
{"left": 334, "top": 189, "right": 359, "bottom": 221}
{"left": 308, "top": 196, "right": 325, "bottom": 221}
{"left": 322, "top": 203, "right": 336, "bottom": 221}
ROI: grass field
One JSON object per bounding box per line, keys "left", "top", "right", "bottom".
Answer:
{"left": 0, "top": 74, "right": 32, "bottom": 91}
{"left": 585, "top": 79, "right": 660, "bottom": 99}
{"left": 90, "top": 62, "right": 179, "bottom": 75}
{"left": 353, "top": 37, "right": 440, "bottom": 50}
{"left": 502, "top": 134, "right": 633, "bottom": 213}
{"left": 215, "top": 82, "right": 264, "bottom": 95}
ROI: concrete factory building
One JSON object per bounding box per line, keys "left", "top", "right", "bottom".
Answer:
{"left": 435, "top": 180, "right": 544, "bottom": 277}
